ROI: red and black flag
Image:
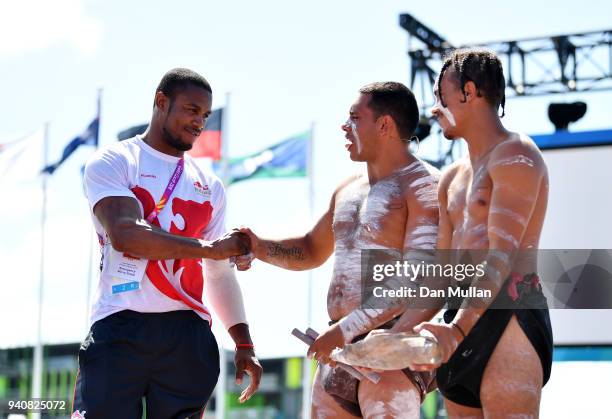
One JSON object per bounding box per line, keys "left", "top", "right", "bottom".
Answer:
{"left": 117, "top": 108, "right": 223, "bottom": 161}
{"left": 189, "top": 107, "right": 222, "bottom": 160}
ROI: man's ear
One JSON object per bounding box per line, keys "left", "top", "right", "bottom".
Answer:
{"left": 154, "top": 91, "right": 169, "bottom": 112}
{"left": 463, "top": 80, "right": 478, "bottom": 102}
{"left": 378, "top": 115, "right": 394, "bottom": 138}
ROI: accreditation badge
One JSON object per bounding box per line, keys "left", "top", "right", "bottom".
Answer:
{"left": 103, "top": 247, "right": 147, "bottom": 294}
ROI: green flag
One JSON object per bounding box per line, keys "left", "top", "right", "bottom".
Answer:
{"left": 222, "top": 131, "right": 309, "bottom": 185}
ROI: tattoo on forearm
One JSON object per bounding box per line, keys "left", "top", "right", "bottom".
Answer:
{"left": 267, "top": 243, "right": 305, "bottom": 260}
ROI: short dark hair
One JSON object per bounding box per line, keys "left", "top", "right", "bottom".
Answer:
{"left": 437, "top": 48, "right": 506, "bottom": 116}
{"left": 155, "top": 68, "right": 212, "bottom": 104}
{"left": 358, "top": 82, "right": 419, "bottom": 140}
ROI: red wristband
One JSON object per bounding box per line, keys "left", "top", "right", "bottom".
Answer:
{"left": 236, "top": 343, "right": 254, "bottom": 350}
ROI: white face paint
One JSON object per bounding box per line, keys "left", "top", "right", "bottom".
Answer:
{"left": 438, "top": 104, "right": 457, "bottom": 127}
{"left": 433, "top": 82, "right": 457, "bottom": 127}
{"left": 347, "top": 118, "right": 362, "bottom": 154}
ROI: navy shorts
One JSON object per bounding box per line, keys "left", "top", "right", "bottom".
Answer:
{"left": 72, "top": 310, "right": 220, "bottom": 419}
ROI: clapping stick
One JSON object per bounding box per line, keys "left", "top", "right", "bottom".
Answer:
{"left": 291, "top": 328, "right": 380, "bottom": 384}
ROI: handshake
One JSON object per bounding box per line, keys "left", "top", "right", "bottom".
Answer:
{"left": 208, "top": 227, "right": 258, "bottom": 270}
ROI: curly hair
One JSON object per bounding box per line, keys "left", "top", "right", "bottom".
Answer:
{"left": 436, "top": 48, "right": 506, "bottom": 117}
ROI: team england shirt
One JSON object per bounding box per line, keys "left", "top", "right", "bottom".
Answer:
{"left": 83, "top": 135, "right": 226, "bottom": 325}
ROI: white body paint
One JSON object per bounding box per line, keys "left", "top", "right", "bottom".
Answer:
{"left": 339, "top": 308, "right": 385, "bottom": 341}
{"left": 488, "top": 250, "right": 511, "bottom": 266}
{"left": 494, "top": 155, "right": 535, "bottom": 167}
{"left": 489, "top": 226, "right": 520, "bottom": 248}
{"left": 485, "top": 265, "right": 503, "bottom": 283}
{"left": 330, "top": 161, "right": 440, "bottom": 332}
{"left": 490, "top": 206, "right": 528, "bottom": 226}
{"left": 361, "top": 389, "right": 421, "bottom": 419}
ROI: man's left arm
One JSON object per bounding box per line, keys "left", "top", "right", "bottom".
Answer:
{"left": 451, "top": 143, "right": 545, "bottom": 335}
{"left": 204, "top": 259, "right": 262, "bottom": 403}
{"left": 202, "top": 179, "right": 261, "bottom": 402}
{"left": 308, "top": 179, "right": 440, "bottom": 363}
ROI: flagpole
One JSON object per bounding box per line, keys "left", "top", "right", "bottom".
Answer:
{"left": 216, "top": 92, "right": 230, "bottom": 419}
{"left": 301, "top": 122, "right": 315, "bottom": 419}
{"left": 85, "top": 89, "right": 102, "bottom": 329}
{"left": 31, "top": 122, "right": 50, "bottom": 419}
{"left": 220, "top": 92, "right": 231, "bottom": 186}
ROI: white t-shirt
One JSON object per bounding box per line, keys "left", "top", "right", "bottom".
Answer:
{"left": 83, "top": 135, "right": 226, "bottom": 325}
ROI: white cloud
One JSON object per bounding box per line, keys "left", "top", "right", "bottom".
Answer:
{"left": 0, "top": 0, "right": 102, "bottom": 57}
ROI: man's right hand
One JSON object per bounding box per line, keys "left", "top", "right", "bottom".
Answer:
{"left": 231, "top": 227, "right": 261, "bottom": 271}
{"left": 237, "top": 227, "right": 260, "bottom": 255}
{"left": 207, "top": 230, "right": 251, "bottom": 260}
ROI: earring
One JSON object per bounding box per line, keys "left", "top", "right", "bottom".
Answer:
{"left": 409, "top": 136, "right": 420, "bottom": 154}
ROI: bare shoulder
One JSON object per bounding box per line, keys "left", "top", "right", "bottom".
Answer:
{"left": 439, "top": 157, "right": 467, "bottom": 192}
{"left": 328, "top": 172, "right": 365, "bottom": 209}
{"left": 334, "top": 172, "right": 364, "bottom": 195}
{"left": 489, "top": 132, "right": 546, "bottom": 171}
{"left": 402, "top": 159, "right": 441, "bottom": 213}
{"left": 420, "top": 159, "right": 442, "bottom": 183}
{"left": 402, "top": 159, "right": 440, "bottom": 192}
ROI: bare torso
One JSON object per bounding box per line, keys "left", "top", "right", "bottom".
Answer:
{"left": 327, "top": 160, "right": 440, "bottom": 320}
{"left": 439, "top": 133, "right": 551, "bottom": 418}
{"left": 446, "top": 134, "right": 548, "bottom": 272}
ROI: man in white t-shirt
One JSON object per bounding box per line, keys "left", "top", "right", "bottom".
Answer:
{"left": 72, "top": 68, "right": 261, "bottom": 419}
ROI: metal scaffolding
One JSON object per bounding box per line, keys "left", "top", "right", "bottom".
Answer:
{"left": 400, "top": 13, "right": 612, "bottom": 113}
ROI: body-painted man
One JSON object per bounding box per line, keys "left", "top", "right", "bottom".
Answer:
{"left": 393, "top": 49, "right": 553, "bottom": 418}
{"left": 239, "top": 82, "right": 439, "bottom": 418}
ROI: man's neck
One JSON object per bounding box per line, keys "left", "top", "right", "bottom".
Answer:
{"left": 366, "top": 146, "right": 416, "bottom": 184}
{"left": 142, "top": 124, "right": 184, "bottom": 158}
{"left": 463, "top": 111, "right": 509, "bottom": 166}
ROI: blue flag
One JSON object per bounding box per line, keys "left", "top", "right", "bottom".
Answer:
{"left": 42, "top": 117, "right": 99, "bottom": 174}
{"left": 221, "top": 131, "right": 309, "bottom": 185}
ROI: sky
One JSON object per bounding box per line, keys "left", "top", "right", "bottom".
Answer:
{"left": 0, "top": 0, "right": 611, "bottom": 357}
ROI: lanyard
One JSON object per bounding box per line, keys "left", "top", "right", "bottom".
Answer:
{"left": 146, "top": 158, "right": 184, "bottom": 222}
